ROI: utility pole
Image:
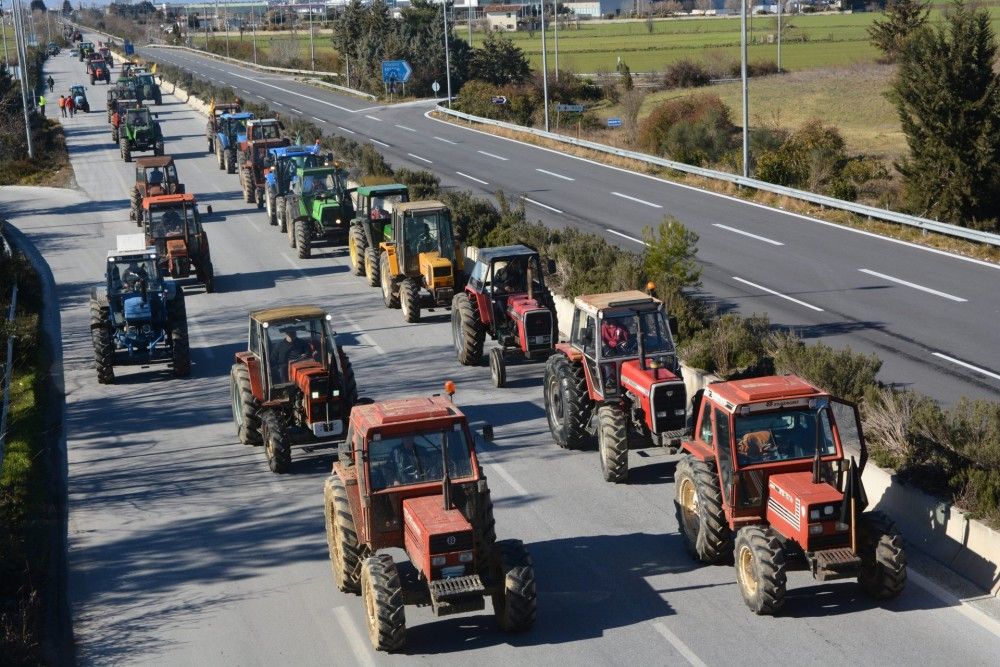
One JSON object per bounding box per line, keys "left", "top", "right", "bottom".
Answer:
{"left": 740, "top": 0, "right": 748, "bottom": 178}
{"left": 540, "top": 2, "right": 549, "bottom": 131}
{"left": 777, "top": 0, "right": 781, "bottom": 73}
{"left": 309, "top": 2, "right": 315, "bottom": 71}
{"left": 251, "top": 2, "right": 257, "bottom": 65}
{"left": 224, "top": 0, "right": 229, "bottom": 57}
{"left": 12, "top": 0, "right": 34, "bottom": 158}
{"left": 443, "top": 0, "right": 452, "bottom": 107}
{"left": 552, "top": 0, "right": 558, "bottom": 81}
{"left": 2, "top": 1, "right": 11, "bottom": 67}
{"left": 467, "top": 1, "right": 472, "bottom": 45}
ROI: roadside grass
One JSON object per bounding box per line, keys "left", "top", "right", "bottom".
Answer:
{"left": 0, "top": 119, "right": 74, "bottom": 188}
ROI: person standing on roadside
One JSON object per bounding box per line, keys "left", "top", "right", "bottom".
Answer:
{"left": 59, "top": 95, "right": 67, "bottom": 118}
{"left": 38, "top": 94, "right": 46, "bottom": 117}
{"left": 65, "top": 95, "right": 75, "bottom": 117}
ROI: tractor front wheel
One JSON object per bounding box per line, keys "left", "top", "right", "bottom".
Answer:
{"left": 361, "top": 554, "right": 406, "bottom": 652}
{"left": 261, "top": 411, "right": 291, "bottom": 474}
{"left": 90, "top": 300, "right": 115, "bottom": 384}
{"left": 364, "top": 247, "right": 380, "bottom": 287}
{"left": 349, "top": 225, "right": 366, "bottom": 276}
{"left": 492, "top": 539, "right": 537, "bottom": 633}
{"left": 295, "top": 220, "right": 311, "bottom": 259}
{"left": 207, "top": 137, "right": 214, "bottom": 153}
{"left": 285, "top": 197, "right": 298, "bottom": 246}
{"left": 230, "top": 363, "right": 261, "bottom": 446}
{"left": 199, "top": 261, "right": 216, "bottom": 293}
{"left": 129, "top": 189, "right": 141, "bottom": 223}
{"left": 400, "top": 278, "right": 421, "bottom": 323}
{"left": 734, "top": 525, "right": 786, "bottom": 615}
{"left": 489, "top": 348, "right": 507, "bottom": 388}
{"left": 216, "top": 144, "right": 224, "bottom": 170}
{"left": 255, "top": 187, "right": 264, "bottom": 210}
{"left": 543, "top": 354, "right": 592, "bottom": 450}
{"left": 451, "top": 292, "right": 485, "bottom": 366}
{"left": 241, "top": 170, "right": 254, "bottom": 203}
{"left": 857, "top": 511, "right": 907, "bottom": 599}
{"left": 338, "top": 347, "right": 359, "bottom": 407}
{"left": 380, "top": 252, "right": 400, "bottom": 309}
{"left": 674, "top": 455, "right": 732, "bottom": 564}
{"left": 597, "top": 403, "right": 629, "bottom": 483}
{"left": 325, "top": 475, "right": 362, "bottom": 593}
{"left": 121, "top": 140, "right": 131, "bottom": 162}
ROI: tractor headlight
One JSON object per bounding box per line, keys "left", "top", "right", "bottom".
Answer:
{"left": 810, "top": 509, "right": 820, "bottom": 521}
{"left": 835, "top": 522, "right": 850, "bottom": 532}
{"left": 458, "top": 551, "right": 474, "bottom": 563}
{"left": 431, "top": 556, "right": 446, "bottom": 567}
{"left": 336, "top": 218, "right": 342, "bottom": 224}
{"left": 332, "top": 389, "right": 340, "bottom": 397}
{"left": 311, "top": 391, "right": 320, "bottom": 399}
{"left": 809, "top": 524, "right": 823, "bottom": 535}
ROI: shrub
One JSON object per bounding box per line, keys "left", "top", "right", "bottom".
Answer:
{"left": 636, "top": 94, "right": 736, "bottom": 166}
{"left": 394, "top": 168, "right": 440, "bottom": 200}
{"left": 680, "top": 313, "right": 772, "bottom": 378}
{"left": 769, "top": 332, "right": 882, "bottom": 402}
{"left": 642, "top": 217, "right": 702, "bottom": 313}
{"left": 454, "top": 80, "right": 537, "bottom": 127}
{"left": 552, "top": 228, "right": 645, "bottom": 298}
{"left": 661, "top": 59, "right": 713, "bottom": 89}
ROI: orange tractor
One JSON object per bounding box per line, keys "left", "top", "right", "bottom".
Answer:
{"left": 675, "top": 375, "right": 906, "bottom": 614}
{"left": 130, "top": 156, "right": 184, "bottom": 224}
{"left": 141, "top": 193, "right": 215, "bottom": 292}
{"left": 323, "top": 383, "right": 536, "bottom": 652}
{"left": 543, "top": 289, "right": 687, "bottom": 483}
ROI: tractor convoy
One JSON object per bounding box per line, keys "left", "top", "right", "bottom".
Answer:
{"left": 74, "top": 39, "right": 909, "bottom": 656}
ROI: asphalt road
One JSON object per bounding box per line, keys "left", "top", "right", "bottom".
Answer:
{"left": 4, "top": 42, "right": 1000, "bottom": 666}
{"left": 133, "top": 44, "right": 1000, "bottom": 408}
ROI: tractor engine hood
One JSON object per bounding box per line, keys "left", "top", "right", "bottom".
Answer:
{"left": 619, "top": 359, "right": 686, "bottom": 434}
{"left": 289, "top": 359, "right": 345, "bottom": 430}
{"left": 164, "top": 239, "right": 191, "bottom": 278}
{"left": 123, "top": 295, "right": 152, "bottom": 321}
{"left": 420, "top": 252, "right": 454, "bottom": 285}
{"left": 403, "top": 495, "right": 475, "bottom": 581}
{"left": 507, "top": 295, "right": 554, "bottom": 351}
{"left": 767, "top": 471, "right": 847, "bottom": 550}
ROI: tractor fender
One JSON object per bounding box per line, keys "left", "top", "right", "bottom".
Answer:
{"left": 379, "top": 243, "right": 400, "bottom": 276}
{"left": 554, "top": 342, "right": 583, "bottom": 362}
{"left": 234, "top": 351, "right": 265, "bottom": 402}
{"left": 471, "top": 287, "right": 494, "bottom": 325}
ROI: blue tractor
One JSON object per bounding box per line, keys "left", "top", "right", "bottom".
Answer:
{"left": 264, "top": 144, "right": 324, "bottom": 230}
{"left": 215, "top": 111, "right": 254, "bottom": 175}
{"left": 90, "top": 235, "right": 191, "bottom": 384}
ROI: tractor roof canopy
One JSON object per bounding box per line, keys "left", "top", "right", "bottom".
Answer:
{"left": 475, "top": 244, "right": 538, "bottom": 265}
{"left": 251, "top": 305, "right": 328, "bottom": 325}
{"left": 143, "top": 193, "right": 196, "bottom": 210}
{"left": 352, "top": 395, "right": 466, "bottom": 436}
{"left": 575, "top": 290, "right": 661, "bottom": 316}
{"left": 357, "top": 183, "right": 409, "bottom": 197}
{"left": 212, "top": 103, "right": 241, "bottom": 116}
{"left": 269, "top": 144, "right": 320, "bottom": 158}
{"left": 395, "top": 200, "right": 449, "bottom": 216}
{"left": 705, "top": 375, "right": 826, "bottom": 415}
{"left": 135, "top": 156, "right": 176, "bottom": 169}
{"left": 222, "top": 112, "right": 255, "bottom": 121}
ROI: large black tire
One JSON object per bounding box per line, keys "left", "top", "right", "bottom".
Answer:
{"left": 286, "top": 199, "right": 298, "bottom": 247}
{"left": 734, "top": 525, "right": 786, "bottom": 615}
{"left": 361, "top": 554, "right": 406, "bottom": 652}
{"left": 225, "top": 147, "right": 236, "bottom": 174}
{"left": 276, "top": 195, "right": 287, "bottom": 232}
{"left": 111, "top": 126, "right": 119, "bottom": 144}
{"left": 492, "top": 539, "right": 537, "bottom": 633}
{"left": 295, "top": 219, "right": 311, "bottom": 259}
{"left": 364, "top": 247, "right": 380, "bottom": 287}
{"left": 597, "top": 404, "right": 629, "bottom": 483}
{"left": 543, "top": 354, "right": 592, "bottom": 450}
{"left": 400, "top": 278, "right": 421, "bottom": 323}
{"left": 349, "top": 225, "right": 367, "bottom": 276}
{"left": 674, "top": 455, "right": 733, "bottom": 564}
{"left": 90, "top": 299, "right": 115, "bottom": 384}
{"left": 325, "top": 475, "right": 362, "bottom": 593}
{"left": 857, "top": 511, "right": 907, "bottom": 599}
{"left": 241, "top": 170, "right": 254, "bottom": 203}
{"left": 130, "top": 188, "right": 141, "bottom": 224}
{"left": 199, "top": 261, "right": 216, "bottom": 293}
{"left": 216, "top": 144, "right": 224, "bottom": 170}
{"left": 489, "top": 348, "right": 506, "bottom": 388}
{"left": 266, "top": 192, "right": 277, "bottom": 225}
{"left": 154, "top": 139, "right": 164, "bottom": 156}
{"left": 207, "top": 135, "right": 214, "bottom": 153}
{"left": 255, "top": 187, "right": 264, "bottom": 210}
{"left": 380, "top": 252, "right": 400, "bottom": 309}
{"left": 451, "top": 291, "right": 485, "bottom": 365}
{"left": 261, "top": 410, "right": 291, "bottom": 474}
{"left": 121, "top": 140, "right": 131, "bottom": 162}
{"left": 168, "top": 291, "right": 190, "bottom": 378}
{"left": 230, "top": 363, "right": 261, "bottom": 446}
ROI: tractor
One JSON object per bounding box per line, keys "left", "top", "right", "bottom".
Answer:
{"left": 452, "top": 246, "right": 558, "bottom": 388}
{"left": 543, "top": 290, "right": 687, "bottom": 483}
{"left": 674, "top": 375, "right": 907, "bottom": 614}
{"left": 230, "top": 305, "right": 358, "bottom": 473}
{"left": 377, "top": 201, "right": 463, "bottom": 323}
{"left": 215, "top": 111, "right": 254, "bottom": 174}
{"left": 239, "top": 135, "right": 289, "bottom": 208}
{"left": 240, "top": 118, "right": 284, "bottom": 156}
{"left": 133, "top": 71, "right": 162, "bottom": 105}
{"left": 130, "top": 156, "right": 184, "bottom": 223}
{"left": 284, "top": 164, "right": 355, "bottom": 259}
{"left": 347, "top": 183, "right": 410, "bottom": 286}
{"left": 323, "top": 382, "right": 536, "bottom": 652}
{"left": 206, "top": 101, "right": 241, "bottom": 153}
{"left": 99, "top": 46, "right": 114, "bottom": 68}
{"left": 68, "top": 84, "right": 90, "bottom": 113}
{"left": 105, "top": 87, "right": 120, "bottom": 122}
{"left": 89, "top": 234, "right": 190, "bottom": 384}
{"left": 78, "top": 41, "right": 94, "bottom": 62}
{"left": 110, "top": 97, "right": 139, "bottom": 143}
{"left": 119, "top": 106, "right": 164, "bottom": 162}
{"left": 263, "top": 144, "right": 323, "bottom": 229}
{"left": 141, "top": 193, "right": 216, "bottom": 293}
{"left": 87, "top": 57, "right": 111, "bottom": 85}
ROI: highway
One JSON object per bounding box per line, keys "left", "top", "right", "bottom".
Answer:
{"left": 134, "top": 44, "right": 1000, "bottom": 408}
{"left": 3, "top": 42, "right": 1000, "bottom": 665}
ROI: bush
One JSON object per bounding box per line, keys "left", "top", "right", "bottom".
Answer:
{"left": 661, "top": 59, "right": 713, "bottom": 89}
{"left": 642, "top": 217, "right": 701, "bottom": 313}
{"left": 680, "top": 313, "right": 772, "bottom": 378}
{"left": 394, "top": 168, "right": 440, "bottom": 200}
{"left": 636, "top": 94, "right": 736, "bottom": 166}
{"left": 454, "top": 80, "right": 537, "bottom": 127}
{"left": 769, "top": 333, "right": 882, "bottom": 402}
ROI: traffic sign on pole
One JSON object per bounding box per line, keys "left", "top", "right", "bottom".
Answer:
{"left": 431, "top": 81, "right": 440, "bottom": 94}
{"left": 607, "top": 117, "right": 622, "bottom": 128}
{"left": 381, "top": 60, "right": 412, "bottom": 83}
{"left": 556, "top": 103, "right": 584, "bottom": 113}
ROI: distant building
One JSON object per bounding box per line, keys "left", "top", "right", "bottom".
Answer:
{"left": 485, "top": 4, "right": 526, "bottom": 31}
{"left": 562, "top": 0, "right": 635, "bottom": 18}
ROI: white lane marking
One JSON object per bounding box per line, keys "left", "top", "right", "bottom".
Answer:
{"left": 858, "top": 268, "right": 967, "bottom": 303}
{"left": 607, "top": 229, "right": 649, "bottom": 246}
{"left": 337, "top": 312, "right": 386, "bottom": 356}
{"left": 336, "top": 125, "right": 355, "bottom": 134}
{"left": 932, "top": 353, "right": 1000, "bottom": 381}
{"left": 424, "top": 110, "right": 1000, "bottom": 272}
{"left": 908, "top": 570, "right": 1000, "bottom": 640}
{"left": 434, "top": 136, "right": 457, "bottom": 144}
{"left": 478, "top": 150, "right": 508, "bottom": 161}
{"left": 612, "top": 191, "right": 662, "bottom": 209}
{"left": 476, "top": 451, "right": 528, "bottom": 495}
{"left": 332, "top": 607, "right": 377, "bottom": 667}
{"left": 732, "top": 276, "right": 825, "bottom": 312}
{"left": 407, "top": 153, "right": 432, "bottom": 164}
{"left": 394, "top": 124, "right": 416, "bottom": 132}
{"left": 522, "top": 197, "right": 563, "bottom": 214}
{"left": 536, "top": 168, "right": 575, "bottom": 181}
{"left": 312, "top": 116, "right": 328, "bottom": 124}
{"left": 713, "top": 223, "right": 784, "bottom": 246}
{"left": 365, "top": 115, "right": 382, "bottom": 122}
{"left": 272, "top": 101, "right": 286, "bottom": 108}
{"left": 370, "top": 139, "right": 390, "bottom": 148}
{"left": 456, "top": 171, "right": 488, "bottom": 185}
{"left": 225, "top": 70, "right": 357, "bottom": 112}
{"left": 652, "top": 622, "right": 709, "bottom": 667}
{"left": 291, "top": 109, "right": 303, "bottom": 115}
{"left": 240, "top": 89, "right": 249, "bottom": 94}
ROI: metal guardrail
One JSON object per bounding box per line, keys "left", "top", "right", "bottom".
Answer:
{"left": 436, "top": 105, "right": 1000, "bottom": 249}
{"left": 0, "top": 224, "right": 17, "bottom": 470}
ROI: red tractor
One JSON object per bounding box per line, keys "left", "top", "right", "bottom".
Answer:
{"left": 231, "top": 306, "right": 358, "bottom": 473}
{"left": 130, "top": 156, "right": 184, "bottom": 224}
{"left": 543, "top": 290, "right": 687, "bottom": 483}
{"left": 87, "top": 56, "right": 111, "bottom": 84}
{"left": 142, "top": 193, "right": 216, "bottom": 292}
{"left": 239, "top": 136, "right": 288, "bottom": 208}
{"left": 675, "top": 375, "right": 907, "bottom": 614}
{"left": 323, "top": 383, "right": 536, "bottom": 652}
{"left": 451, "top": 245, "right": 558, "bottom": 387}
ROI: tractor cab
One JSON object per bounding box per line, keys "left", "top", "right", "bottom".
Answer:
{"left": 347, "top": 183, "right": 410, "bottom": 278}
{"left": 134, "top": 72, "right": 161, "bottom": 104}
{"left": 142, "top": 194, "right": 214, "bottom": 291}
{"left": 135, "top": 156, "right": 183, "bottom": 198}
{"left": 106, "top": 243, "right": 164, "bottom": 300}
{"left": 206, "top": 102, "right": 241, "bottom": 152}
{"left": 99, "top": 46, "right": 113, "bottom": 66}
{"left": 267, "top": 144, "right": 323, "bottom": 191}
{"left": 240, "top": 137, "right": 289, "bottom": 207}
{"left": 244, "top": 118, "right": 283, "bottom": 146}
{"left": 69, "top": 84, "right": 89, "bottom": 111}
{"left": 219, "top": 112, "right": 253, "bottom": 146}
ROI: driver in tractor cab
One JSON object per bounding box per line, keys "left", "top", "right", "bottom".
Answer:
{"left": 386, "top": 436, "right": 438, "bottom": 487}
{"left": 494, "top": 259, "right": 527, "bottom": 294}
{"left": 159, "top": 209, "right": 184, "bottom": 237}
{"left": 122, "top": 262, "right": 148, "bottom": 291}
{"left": 273, "top": 327, "right": 317, "bottom": 382}
{"left": 407, "top": 219, "right": 434, "bottom": 255}
{"left": 148, "top": 167, "right": 164, "bottom": 187}
{"left": 601, "top": 317, "right": 633, "bottom": 357}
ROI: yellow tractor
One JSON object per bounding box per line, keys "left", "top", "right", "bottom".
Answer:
{"left": 378, "top": 201, "right": 464, "bottom": 323}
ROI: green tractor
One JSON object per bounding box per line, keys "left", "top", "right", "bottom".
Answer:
{"left": 348, "top": 183, "right": 410, "bottom": 286}
{"left": 284, "top": 165, "right": 355, "bottom": 260}
{"left": 120, "top": 107, "right": 164, "bottom": 162}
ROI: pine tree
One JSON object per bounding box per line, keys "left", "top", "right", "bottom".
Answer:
{"left": 891, "top": 0, "right": 1000, "bottom": 229}
{"left": 868, "top": 0, "right": 930, "bottom": 62}
{"left": 469, "top": 31, "right": 531, "bottom": 87}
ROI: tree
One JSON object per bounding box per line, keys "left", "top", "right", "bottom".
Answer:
{"left": 643, "top": 217, "right": 702, "bottom": 313}
{"left": 868, "top": 0, "right": 929, "bottom": 62}
{"left": 469, "top": 30, "right": 531, "bottom": 86}
{"left": 891, "top": 0, "right": 1000, "bottom": 229}
{"left": 61, "top": 0, "right": 72, "bottom": 15}
{"left": 29, "top": 0, "right": 46, "bottom": 11}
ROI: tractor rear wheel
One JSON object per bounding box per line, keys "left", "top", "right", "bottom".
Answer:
{"left": 674, "top": 455, "right": 732, "bottom": 564}
{"left": 338, "top": 346, "right": 359, "bottom": 407}
{"left": 168, "top": 291, "right": 190, "bottom": 378}
{"left": 199, "top": 261, "right": 216, "bottom": 293}
{"left": 349, "top": 225, "right": 366, "bottom": 276}
{"left": 380, "top": 252, "right": 400, "bottom": 309}
{"left": 241, "top": 170, "right": 254, "bottom": 203}
{"left": 543, "top": 354, "right": 592, "bottom": 450}
{"left": 255, "top": 187, "right": 264, "bottom": 210}
{"left": 295, "top": 220, "right": 311, "bottom": 259}
{"left": 489, "top": 348, "right": 507, "bottom": 388}
{"left": 400, "top": 278, "right": 421, "bottom": 323}
{"left": 597, "top": 404, "right": 629, "bottom": 483}
{"left": 734, "top": 525, "right": 786, "bottom": 615}
{"left": 111, "top": 126, "right": 119, "bottom": 143}
{"left": 225, "top": 148, "right": 236, "bottom": 174}
{"left": 325, "top": 475, "right": 362, "bottom": 593}
{"left": 364, "top": 247, "right": 379, "bottom": 287}
{"left": 207, "top": 136, "right": 214, "bottom": 153}
{"left": 361, "top": 554, "right": 406, "bottom": 652}
{"left": 261, "top": 410, "right": 291, "bottom": 474}
{"left": 216, "top": 144, "right": 224, "bottom": 170}
{"left": 857, "top": 511, "right": 907, "bottom": 599}
{"left": 121, "top": 140, "right": 131, "bottom": 162}
{"left": 492, "top": 539, "right": 537, "bottom": 633}
{"left": 266, "top": 192, "right": 277, "bottom": 225}
{"left": 90, "top": 299, "right": 115, "bottom": 384}
{"left": 130, "top": 189, "right": 141, "bottom": 223}
{"left": 451, "top": 292, "right": 485, "bottom": 366}
{"left": 230, "top": 363, "right": 261, "bottom": 446}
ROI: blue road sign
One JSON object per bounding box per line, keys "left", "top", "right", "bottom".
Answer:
{"left": 556, "top": 104, "right": 584, "bottom": 113}
{"left": 492, "top": 96, "right": 508, "bottom": 105}
{"left": 381, "top": 60, "right": 413, "bottom": 83}
{"left": 607, "top": 117, "right": 622, "bottom": 128}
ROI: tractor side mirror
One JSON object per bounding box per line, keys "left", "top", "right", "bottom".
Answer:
{"left": 546, "top": 258, "right": 556, "bottom": 275}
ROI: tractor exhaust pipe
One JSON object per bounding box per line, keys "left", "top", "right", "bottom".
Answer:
{"left": 527, "top": 260, "right": 534, "bottom": 302}
{"left": 637, "top": 309, "right": 647, "bottom": 371}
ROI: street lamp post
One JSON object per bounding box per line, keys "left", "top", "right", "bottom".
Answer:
{"left": 2, "top": 2, "right": 11, "bottom": 67}
{"left": 443, "top": 0, "right": 452, "bottom": 107}
{"left": 740, "top": 0, "right": 749, "bottom": 178}
{"left": 552, "top": 0, "right": 558, "bottom": 81}
{"left": 225, "top": 1, "right": 230, "bottom": 58}
{"left": 309, "top": 3, "right": 315, "bottom": 71}
{"left": 540, "top": 2, "right": 549, "bottom": 131}
{"left": 11, "top": 0, "right": 34, "bottom": 158}
{"left": 777, "top": 0, "right": 782, "bottom": 73}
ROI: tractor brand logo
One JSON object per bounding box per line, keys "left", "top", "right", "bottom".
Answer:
{"left": 768, "top": 481, "right": 793, "bottom": 503}
{"left": 446, "top": 535, "right": 457, "bottom": 546}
